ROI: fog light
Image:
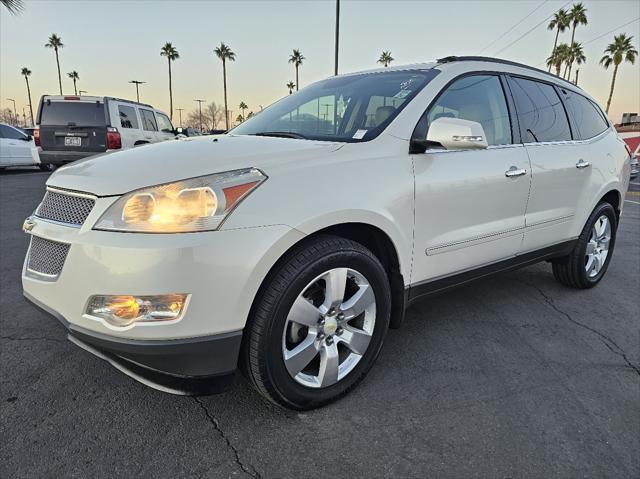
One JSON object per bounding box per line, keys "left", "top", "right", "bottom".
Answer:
{"left": 86, "top": 294, "right": 188, "bottom": 327}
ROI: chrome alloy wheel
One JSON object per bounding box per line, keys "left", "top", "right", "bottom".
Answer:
{"left": 281, "top": 268, "right": 376, "bottom": 388}
{"left": 585, "top": 215, "right": 611, "bottom": 278}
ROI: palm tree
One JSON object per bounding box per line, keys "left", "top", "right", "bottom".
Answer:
{"left": 45, "top": 33, "right": 64, "bottom": 95}
{"left": 1, "top": 0, "right": 24, "bottom": 14}
{"left": 546, "top": 43, "right": 570, "bottom": 76}
{"left": 600, "top": 33, "right": 638, "bottom": 114}
{"left": 377, "top": 51, "right": 394, "bottom": 67}
{"left": 21, "top": 67, "right": 34, "bottom": 125}
{"left": 67, "top": 70, "right": 79, "bottom": 95}
{"left": 286, "top": 81, "right": 295, "bottom": 94}
{"left": 547, "top": 9, "right": 570, "bottom": 72}
{"left": 235, "top": 114, "right": 243, "bottom": 125}
{"left": 239, "top": 101, "right": 248, "bottom": 121}
{"left": 566, "top": 43, "right": 585, "bottom": 82}
{"left": 288, "top": 49, "right": 305, "bottom": 91}
{"left": 564, "top": 3, "right": 588, "bottom": 80}
{"left": 214, "top": 42, "right": 236, "bottom": 130}
{"left": 160, "top": 42, "right": 180, "bottom": 121}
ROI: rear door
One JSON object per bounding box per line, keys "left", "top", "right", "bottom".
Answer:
{"left": 0, "top": 124, "right": 32, "bottom": 165}
{"left": 38, "top": 98, "right": 108, "bottom": 153}
{"left": 507, "top": 76, "right": 591, "bottom": 252}
{"left": 139, "top": 108, "right": 160, "bottom": 143}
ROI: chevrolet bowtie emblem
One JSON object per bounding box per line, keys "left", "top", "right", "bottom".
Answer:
{"left": 22, "top": 216, "right": 36, "bottom": 233}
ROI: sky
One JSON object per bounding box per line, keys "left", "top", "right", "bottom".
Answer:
{"left": 1, "top": 0, "right": 639, "bottom": 125}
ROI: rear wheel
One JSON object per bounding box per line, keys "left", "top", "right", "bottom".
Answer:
{"left": 552, "top": 202, "right": 617, "bottom": 289}
{"left": 242, "top": 235, "right": 391, "bottom": 410}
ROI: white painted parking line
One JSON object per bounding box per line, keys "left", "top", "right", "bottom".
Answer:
{"left": 625, "top": 199, "right": 640, "bottom": 205}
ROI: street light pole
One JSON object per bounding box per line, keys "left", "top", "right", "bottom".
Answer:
{"left": 6, "top": 98, "right": 17, "bottom": 125}
{"left": 128, "top": 80, "right": 146, "bottom": 102}
{"left": 334, "top": 0, "right": 340, "bottom": 75}
{"left": 194, "top": 99, "right": 205, "bottom": 133}
{"left": 176, "top": 108, "right": 184, "bottom": 127}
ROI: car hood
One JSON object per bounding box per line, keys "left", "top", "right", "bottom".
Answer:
{"left": 46, "top": 135, "right": 343, "bottom": 196}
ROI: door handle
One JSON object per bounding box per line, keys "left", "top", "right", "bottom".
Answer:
{"left": 576, "top": 159, "right": 591, "bottom": 169}
{"left": 505, "top": 166, "right": 527, "bottom": 178}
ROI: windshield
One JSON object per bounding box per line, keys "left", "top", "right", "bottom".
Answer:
{"left": 40, "top": 101, "right": 106, "bottom": 127}
{"left": 231, "top": 69, "right": 438, "bottom": 142}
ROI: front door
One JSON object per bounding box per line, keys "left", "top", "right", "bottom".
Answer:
{"left": 411, "top": 74, "right": 531, "bottom": 286}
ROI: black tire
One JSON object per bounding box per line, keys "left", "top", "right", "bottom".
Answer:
{"left": 552, "top": 202, "right": 617, "bottom": 289}
{"left": 39, "top": 163, "right": 56, "bottom": 172}
{"left": 242, "top": 235, "right": 391, "bottom": 410}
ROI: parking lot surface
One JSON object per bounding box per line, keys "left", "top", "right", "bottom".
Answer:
{"left": 1, "top": 170, "right": 639, "bottom": 478}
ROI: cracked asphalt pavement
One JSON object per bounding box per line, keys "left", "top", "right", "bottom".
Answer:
{"left": 1, "top": 169, "right": 639, "bottom": 478}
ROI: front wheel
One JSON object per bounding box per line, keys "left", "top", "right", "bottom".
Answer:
{"left": 242, "top": 236, "right": 391, "bottom": 410}
{"left": 552, "top": 202, "right": 617, "bottom": 289}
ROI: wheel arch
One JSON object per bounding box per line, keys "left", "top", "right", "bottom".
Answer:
{"left": 250, "top": 221, "right": 409, "bottom": 333}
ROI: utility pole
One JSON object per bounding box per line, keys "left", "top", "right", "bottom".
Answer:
{"left": 334, "top": 0, "right": 340, "bottom": 75}
{"left": 6, "top": 98, "right": 17, "bottom": 125}
{"left": 176, "top": 108, "right": 184, "bottom": 127}
{"left": 22, "top": 107, "right": 27, "bottom": 127}
{"left": 79, "top": 90, "right": 88, "bottom": 95}
{"left": 194, "top": 99, "right": 205, "bottom": 133}
{"left": 129, "top": 80, "right": 146, "bottom": 102}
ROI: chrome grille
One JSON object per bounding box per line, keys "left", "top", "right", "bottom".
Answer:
{"left": 35, "top": 190, "right": 95, "bottom": 226}
{"left": 27, "top": 236, "right": 70, "bottom": 277}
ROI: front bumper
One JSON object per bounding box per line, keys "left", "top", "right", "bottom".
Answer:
{"left": 25, "top": 291, "right": 240, "bottom": 394}
{"left": 22, "top": 209, "right": 305, "bottom": 392}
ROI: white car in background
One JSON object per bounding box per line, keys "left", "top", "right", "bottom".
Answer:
{"left": 0, "top": 123, "right": 41, "bottom": 170}
{"left": 22, "top": 57, "right": 631, "bottom": 410}
{"left": 35, "top": 95, "right": 176, "bottom": 169}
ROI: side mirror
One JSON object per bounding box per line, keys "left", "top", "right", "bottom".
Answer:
{"left": 425, "top": 117, "right": 488, "bottom": 151}
{"left": 24, "top": 135, "right": 33, "bottom": 141}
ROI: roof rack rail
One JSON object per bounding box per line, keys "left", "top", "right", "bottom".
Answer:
{"left": 435, "top": 56, "right": 576, "bottom": 86}
{"left": 104, "top": 97, "right": 155, "bottom": 109}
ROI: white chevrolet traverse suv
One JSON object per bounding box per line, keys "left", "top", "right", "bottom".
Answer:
{"left": 22, "top": 57, "right": 631, "bottom": 409}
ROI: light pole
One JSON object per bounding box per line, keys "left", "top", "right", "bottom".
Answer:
{"left": 176, "top": 108, "right": 184, "bottom": 127}
{"left": 79, "top": 90, "right": 88, "bottom": 95}
{"left": 6, "top": 98, "right": 17, "bottom": 125}
{"left": 194, "top": 99, "right": 205, "bottom": 133}
{"left": 129, "top": 80, "right": 146, "bottom": 102}
{"left": 334, "top": 0, "right": 340, "bottom": 75}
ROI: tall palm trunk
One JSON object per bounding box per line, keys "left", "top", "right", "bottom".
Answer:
{"left": 605, "top": 64, "right": 619, "bottom": 114}
{"left": 72, "top": 78, "right": 77, "bottom": 95}
{"left": 55, "top": 47, "right": 62, "bottom": 95}
{"left": 222, "top": 59, "right": 229, "bottom": 130}
{"left": 549, "top": 27, "right": 561, "bottom": 72}
{"left": 25, "top": 77, "right": 34, "bottom": 125}
{"left": 168, "top": 58, "right": 173, "bottom": 120}
{"left": 565, "top": 25, "right": 577, "bottom": 80}
{"left": 295, "top": 65, "right": 299, "bottom": 91}
{"left": 555, "top": 63, "right": 561, "bottom": 76}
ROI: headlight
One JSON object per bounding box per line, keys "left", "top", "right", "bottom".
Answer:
{"left": 94, "top": 168, "right": 266, "bottom": 233}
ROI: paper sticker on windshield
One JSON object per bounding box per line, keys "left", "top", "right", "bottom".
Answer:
{"left": 353, "top": 129, "right": 367, "bottom": 139}
{"left": 393, "top": 89, "right": 411, "bottom": 99}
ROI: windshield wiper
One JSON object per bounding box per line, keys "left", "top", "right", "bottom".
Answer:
{"left": 252, "top": 131, "right": 307, "bottom": 139}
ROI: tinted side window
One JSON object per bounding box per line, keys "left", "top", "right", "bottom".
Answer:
{"left": 119, "top": 105, "right": 139, "bottom": 129}
{"left": 140, "top": 109, "right": 158, "bottom": 131}
{"left": 156, "top": 113, "right": 174, "bottom": 133}
{"left": 0, "top": 125, "right": 27, "bottom": 140}
{"left": 561, "top": 90, "right": 608, "bottom": 140}
{"left": 509, "top": 77, "right": 571, "bottom": 143}
{"left": 427, "top": 75, "right": 512, "bottom": 146}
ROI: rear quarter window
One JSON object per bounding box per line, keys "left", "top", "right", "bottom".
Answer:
{"left": 40, "top": 101, "right": 106, "bottom": 126}
{"left": 118, "top": 105, "right": 139, "bottom": 129}
{"left": 560, "top": 90, "right": 609, "bottom": 140}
